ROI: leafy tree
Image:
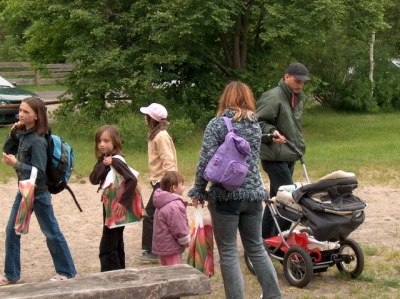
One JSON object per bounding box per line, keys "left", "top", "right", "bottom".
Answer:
{"left": 0, "top": 0, "right": 395, "bottom": 118}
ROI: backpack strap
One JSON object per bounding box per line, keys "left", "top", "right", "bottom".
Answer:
{"left": 222, "top": 116, "right": 233, "bottom": 132}
{"left": 65, "top": 185, "right": 82, "bottom": 212}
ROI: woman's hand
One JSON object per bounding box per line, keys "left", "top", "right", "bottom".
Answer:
{"left": 2, "top": 152, "right": 17, "bottom": 167}
{"left": 192, "top": 199, "right": 205, "bottom": 208}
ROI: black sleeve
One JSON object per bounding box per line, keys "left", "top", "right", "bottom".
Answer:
{"left": 89, "top": 157, "right": 109, "bottom": 185}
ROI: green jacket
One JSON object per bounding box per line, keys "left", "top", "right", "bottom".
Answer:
{"left": 256, "top": 78, "right": 306, "bottom": 162}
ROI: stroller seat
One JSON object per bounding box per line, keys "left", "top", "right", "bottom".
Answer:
{"left": 274, "top": 170, "right": 367, "bottom": 241}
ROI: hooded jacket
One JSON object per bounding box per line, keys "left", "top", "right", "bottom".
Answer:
{"left": 148, "top": 130, "right": 178, "bottom": 184}
{"left": 151, "top": 188, "right": 190, "bottom": 256}
{"left": 256, "top": 78, "right": 306, "bottom": 162}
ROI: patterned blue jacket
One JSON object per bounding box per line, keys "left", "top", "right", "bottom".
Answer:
{"left": 188, "top": 109, "right": 267, "bottom": 202}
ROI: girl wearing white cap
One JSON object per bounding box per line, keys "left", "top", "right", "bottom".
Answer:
{"left": 138, "top": 103, "right": 178, "bottom": 261}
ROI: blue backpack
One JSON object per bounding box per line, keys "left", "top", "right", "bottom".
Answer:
{"left": 45, "top": 129, "right": 82, "bottom": 212}
{"left": 203, "top": 117, "right": 252, "bottom": 191}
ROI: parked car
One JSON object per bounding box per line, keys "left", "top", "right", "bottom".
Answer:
{"left": 0, "top": 76, "right": 41, "bottom": 125}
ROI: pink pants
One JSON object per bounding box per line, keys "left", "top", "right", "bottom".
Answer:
{"left": 160, "top": 253, "right": 181, "bottom": 266}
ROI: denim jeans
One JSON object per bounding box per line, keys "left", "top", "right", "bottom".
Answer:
{"left": 4, "top": 190, "right": 77, "bottom": 281}
{"left": 209, "top": 200, "right": 282, "bottom": 299}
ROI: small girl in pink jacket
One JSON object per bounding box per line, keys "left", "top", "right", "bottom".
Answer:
{"left": 152, "top": 171, "right": 190, "bottom": 266}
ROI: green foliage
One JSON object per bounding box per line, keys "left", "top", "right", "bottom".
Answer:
{"left": 0, "top": 0, "right": 397, "bottom": 116}
{"left": 51, "top": 101, "right": 196, "bottom": 153}
{"left": 0, "top": 35, "right": 28, "bottom": 61}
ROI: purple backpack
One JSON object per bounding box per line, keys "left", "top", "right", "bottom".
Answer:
{"left": 204, "top": 117, "right": 252, "bottom": 191}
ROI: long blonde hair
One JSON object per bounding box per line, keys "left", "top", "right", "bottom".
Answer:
{"left": 216, "top": 81, "right": 255, "bottom": 121}
{"left": 145, "top": 114, "right": 170, "bottom": 141}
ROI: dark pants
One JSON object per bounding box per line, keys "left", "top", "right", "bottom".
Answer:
{"left": 141, "top": 182, "right": 160, "bottom": 253}
{"left": 99, "top": 206, "right": 125, "bottom": 272}
{"left": 261, "top": 160, "right": 294, "bottom": 239}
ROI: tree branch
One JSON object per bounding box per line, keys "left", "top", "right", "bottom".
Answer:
{"left": 201, "top": 52, "right": 232, "bottom": 77}
{"left": 219, "top": 33, "right": 233, "bottom": 67}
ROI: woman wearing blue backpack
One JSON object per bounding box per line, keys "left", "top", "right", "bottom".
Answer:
{"left": 188, "top": 82, "right": 283, "bottom": 299}
{"left": 1, "top": 97, "right": 76, "bottom": 285}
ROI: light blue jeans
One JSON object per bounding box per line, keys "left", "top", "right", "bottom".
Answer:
{"left": 209, "top": 200, "right": 282, "bottom": 299}
{"left": 4, "top": 190, "right": 77, "bottom": 281}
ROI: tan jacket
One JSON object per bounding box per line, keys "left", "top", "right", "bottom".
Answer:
{"left": 148, "top": 130, "right": 178, "bottom": 183}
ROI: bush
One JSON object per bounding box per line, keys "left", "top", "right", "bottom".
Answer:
{"left": 51, "top": 101, "right": 196, "bottom": 151}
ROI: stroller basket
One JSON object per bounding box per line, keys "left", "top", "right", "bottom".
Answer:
{"left": 276, "top": 171, "right": 367, "bottom": 242}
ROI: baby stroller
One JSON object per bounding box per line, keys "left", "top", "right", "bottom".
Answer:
{"left": 244, "top": 137, "right": 367, "bottom": 288}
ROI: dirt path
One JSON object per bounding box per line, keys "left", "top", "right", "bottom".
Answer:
{"left": 0, "top": 179, "right": 399, "bottom": 297}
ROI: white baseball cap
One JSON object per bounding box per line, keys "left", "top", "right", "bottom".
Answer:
{"left": 140, "top": 103, "right": 168, "bottom": 122}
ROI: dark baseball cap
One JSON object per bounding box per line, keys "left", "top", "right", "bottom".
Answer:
{"left": 286, "top": 63, "right": 310, "bottom": 81}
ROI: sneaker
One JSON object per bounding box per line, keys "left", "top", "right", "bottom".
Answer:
{"left": 49, "top": 274, "right": 69, "bottom": 282}
{"left": 137, "top": 251, "right": 159, "bottom": 261}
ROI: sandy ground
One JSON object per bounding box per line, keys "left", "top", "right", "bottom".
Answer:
{"left": 0, "top": 178, "right": 399, "bottom": 286}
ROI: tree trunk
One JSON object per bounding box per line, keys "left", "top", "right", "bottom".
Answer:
{"left": 369, "top": 31, "right": 375, "bottom": 99}
{"left": 233, "top": 16, "right": 241, "bottom": 69}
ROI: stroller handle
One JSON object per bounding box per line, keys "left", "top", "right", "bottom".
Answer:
{"left": 263, "top": 134, "right": 304, "bottom": 158}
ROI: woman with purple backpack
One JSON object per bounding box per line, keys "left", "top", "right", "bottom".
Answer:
{"left": 188, "top": 81, "right": 282, "bottom": 299}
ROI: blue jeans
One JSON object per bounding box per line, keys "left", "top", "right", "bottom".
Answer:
{"left": 4, "top": 191, "right": 77, "bottom": 281}
{"left": 209, "top": 200, "right": 282, "bottom": 299}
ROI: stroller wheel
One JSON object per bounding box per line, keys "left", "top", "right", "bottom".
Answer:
{"left": 244, "top": 244, "right": 270, "bottom": 276}
{"left": 283, "top": 246, "right": 313, "bottom": 288}
{"left": 336, "top": 238, "right": 364, "bottom": 278}
{"left": 244, "top": 252, "right": 256, "bottom": 275}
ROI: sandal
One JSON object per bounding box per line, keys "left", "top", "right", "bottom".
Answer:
{"left": 0, "top": 275, "right": 20, "bottom": 286}
{"left": 49, "top": 274, "right": 69, "bottom": 282}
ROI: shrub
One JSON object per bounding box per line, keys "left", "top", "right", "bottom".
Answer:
{"left": 51, "top": 101, "right": 196, "bottom": 151}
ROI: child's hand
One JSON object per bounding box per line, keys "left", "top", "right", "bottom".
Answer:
{"left": 114, "top": 203, "right": 127, "bottom": 217}
{"left": 2, "top": 152, "right": 17, "bottom": 167}
{"left": 13, "top": 121, "right": 23, "bottom": 129}
{"left": 103, "top": 155, "right": 112, "bottom": 166}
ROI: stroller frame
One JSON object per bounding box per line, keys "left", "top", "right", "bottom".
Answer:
{"left": 264, "top": 192, "right": 364, "bottom": 288}
{"left": 244, "top": 135, "right": 365, "bottom": 288}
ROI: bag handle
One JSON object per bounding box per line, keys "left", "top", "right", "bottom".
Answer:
{"left": 222, "top": 116, "right": 233, "bottom": 132}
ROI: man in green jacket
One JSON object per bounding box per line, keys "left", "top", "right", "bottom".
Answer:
{"left": 256, "top": 62, "right": 310, "bottom": 239}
